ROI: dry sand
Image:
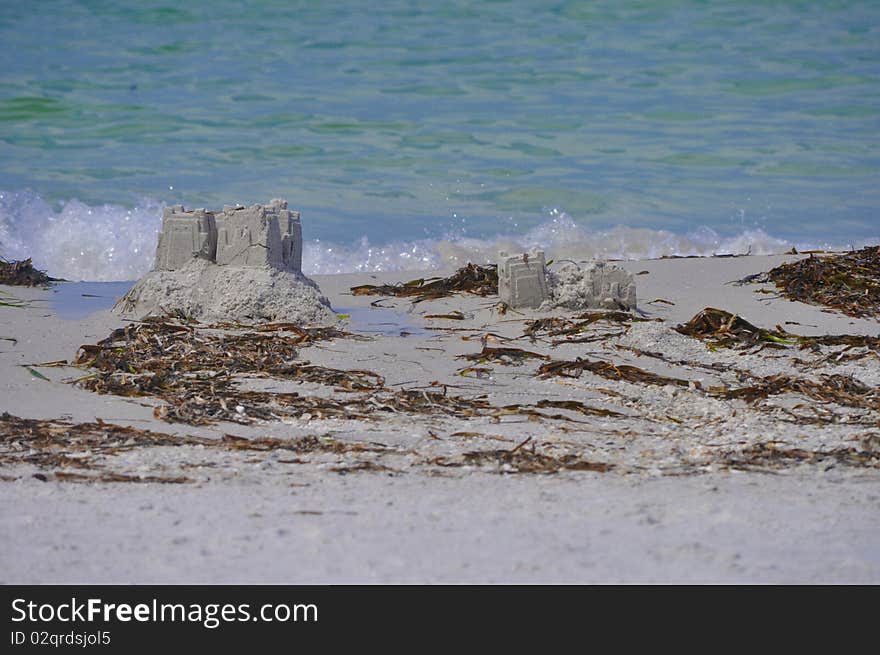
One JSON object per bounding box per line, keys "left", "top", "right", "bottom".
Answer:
{"left": 1, "top": 254, "right": 878, "bottom": 583}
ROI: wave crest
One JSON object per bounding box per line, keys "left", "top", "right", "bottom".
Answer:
{"left": 0, "top": 191, "right": 852, "bottom": 281}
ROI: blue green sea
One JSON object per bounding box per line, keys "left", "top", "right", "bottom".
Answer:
{"left": 1, "top": 0, "right": 878, "bottom": 280}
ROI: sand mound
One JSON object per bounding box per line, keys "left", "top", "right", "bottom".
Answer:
{"left": 115, "top": 258, "right": 335, "bottom": 325}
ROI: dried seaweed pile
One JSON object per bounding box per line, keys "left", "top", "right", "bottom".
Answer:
{"left": 676, "top": 308, "right": 795, "bottom": 349}
{"left": 536, "top": 333, "right": 880, "bottom": 425}
{"left": 4, "top": 409, "right": 878, "bottom": 481}
{"left": 718, "top": 373, "right": 880, "bottom": 412}
{"left": 431, "top": 438, "right": 613, "bottom": 474}
{"left": 0, "top": 257, "right": 56, "bottom": 286}
{"left": 72, "top": 319, "right": 598, "bottom": 426}
{"left": 458, "top": 346, "right": 549, "bottom": 366}
{"left": 721, "top": 442, "right": 879, "bottom": 471}
{"left": 75, "top": 318, "right": 383, "bottom": 398}
{"left": 524, "top": 311, "right": 656, "bottom": 345}
{"left": 538, "top": 352, "right": 880, "bottom": 422}
{"left": 763, "top": 246, "right": 880, "bottom": 317}
{"left": 677, "top": 307, "right": 880, "bottom": 358}
{"left": 70, "top": 318, "right": 395, "bottom": 424}
{"left": 0, "top": 412, "right": 392, "bottom": 482}
{"left": 350, "top": 263, "right": 497, "bottom": 302}
{"left": 0, "top": 412, "right": 620, "bottom": 481}
{"left": 538, "top": 357, "right": 693, "bottom": 388}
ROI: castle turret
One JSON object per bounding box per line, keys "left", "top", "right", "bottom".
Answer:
{"left": 154, "top": 205, "right": 217, "bottom": 271}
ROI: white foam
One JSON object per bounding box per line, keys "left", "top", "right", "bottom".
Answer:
{"left": 301, "top": 210, "right": 845, "bottom": 275}
{"left": 0, "top": 191, "right": 869, "bottom": 281}
{"left": 0, "top": 190, "right": 161, "bottom": 282}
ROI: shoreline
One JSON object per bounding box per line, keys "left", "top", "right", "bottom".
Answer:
{"left": 1, "top": 253, "right": 878, "bottom": 583}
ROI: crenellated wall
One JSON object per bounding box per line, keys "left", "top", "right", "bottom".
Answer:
{"left": 154, "top": 199, "right": 301, "bottom": 273}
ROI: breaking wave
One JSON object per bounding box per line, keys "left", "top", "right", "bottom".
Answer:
{"left": 0, "top": 190, "right": 861, "bottom": 281}
{"left": 0, "top": 191, "right": 163, "bottom": 282}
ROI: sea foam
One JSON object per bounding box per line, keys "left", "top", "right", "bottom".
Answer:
{"left": 0, "top": 190, "right": 862, "bottom": 282}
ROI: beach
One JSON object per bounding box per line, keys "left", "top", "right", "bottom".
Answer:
{"left": 2, "top": 253, "right": 878, "bottom": 583}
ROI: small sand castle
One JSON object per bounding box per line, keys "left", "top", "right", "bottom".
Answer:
{"left": 497, "top": 249, "right": 637, "bottom": 311}
{"left": 116, "top": 199, "right": 333, "bottom": 324}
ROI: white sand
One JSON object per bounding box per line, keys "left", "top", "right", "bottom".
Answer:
{"left": 1, "top": 254, "right": 878, "bottom": 583}
{"left": 116, "top": 258, "right": 335, "bottom": 324}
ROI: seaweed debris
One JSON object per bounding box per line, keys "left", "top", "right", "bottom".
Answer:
{"left": 0, "top": 258, "right": 57, "bottom": 286}
{"left": 430, "top": 438, "right": 613, "bottom": 474}
{"left": 676, "top": 308, "right": 796, "bottom": 349}
{"left": 458, "top": 346, "right": 549, "bottom": 366}
{"left": 537, "top": 357, "right": 693, "bottom": 388}
{"left": 524, "top": 311, "right": 656, "bottom": 344}
{"left": 722, "top": 442, "right": 879, "bottom": 471}
{"left": 0, "top": 290, "right": 32, "bottom": 309}
{"left": 350, "top": 263, "right": 497, "bottom": 302}
{"left": 424, "top": 311, "right": 465, "bottom": 320}
{"left": 761, "top": 246, "right": 880, "bottom": 318}
{"left": 71, "top": 320, "right": 568, "bottom": 426}
{"left": 717, "top": 373, "right": 880, "bottom": 412}
{"left": 534, "top": 399, "right": 625, "bottom": 418}
{"left": 0, "top": 412, "right": 393, "bottom": 480}
{"left": 70, "top": 318, "right": 399, "bottom": 425}
{"left": 74, "top": 317, "right": 383, "bottom": 395}
{"left": 677, "top": 307, "right": 880, "bottom": 354}
{"left": 246, "top": 323, "right": 355, "bottom": 342}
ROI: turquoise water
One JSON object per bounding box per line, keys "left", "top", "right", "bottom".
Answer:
{"left": 1, "top": 0, "right": 878, "bottom": 280}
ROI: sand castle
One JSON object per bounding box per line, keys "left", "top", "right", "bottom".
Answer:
{"left": 116, "top": 200, "right": 333, "bottom": 324}
{"left": 498, "top": 250, "right": 637, "bottom": 311}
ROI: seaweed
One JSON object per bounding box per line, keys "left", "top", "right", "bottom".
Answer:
{"left": 331, "top": 461, "right": 398, "bottom": 475}
{"left": 430, "top": 437, "right": 613, "bottom": 474}
{"left": 537, "top": 357, "right": 694, "bottom": 388}
{"left": 523, "top": 311, "right": 656, "bottom": 344}
{"left": 71, "top": 320, "right": 572, "bottom": 426}
{"left": 677, "top": 307, "right": 880, "bottom": 353}
{"left": 247, "top": 323, "right": 355, "bottom": 343}
{"left": 0, "top": 257, "right": 57, "bottom": 286}
{"left": 614, "top": 345, "right": 740, "bottom": 376}
{"left": 722, "top": 442, "right": 879, "bottom": 471}
{"left": 760, "top": 246, "right": 880, "bottom": 318}
{"left": 534, "top": 399, "right": 625, "bottom": 418}
{"left": 675, "top": 308, "right": 796, "bottom": 349}
{"left": 74, "top": 318, "right": 383, "bottom": 394}
{"left": 350, "top": 263, "right": 497, "bottom": 302}
{"left": 0, "top": 290, "right": 31, "bottom": 308}
{"left": 717, "top": 373, "right": 880, "bottom": 411}
{"left": 424, "top": 311, "right": 466, "bottom": 320}
{"left": 457, "top": 346, "right": 549, "bottom": 366}
{"left": 53, "top": 471, "right": 192, "bottom": 484}
{"left": 0, "top": 412, "right": 395, "bottom": 480}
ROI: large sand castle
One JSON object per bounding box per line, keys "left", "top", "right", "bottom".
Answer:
{"left": 116, "top": 199, "right": 333, "bottom": 324}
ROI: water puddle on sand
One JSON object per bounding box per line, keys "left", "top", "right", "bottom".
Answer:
{"left": 50, "top": 281, "right": 134, "bottom": 320}
{"left": 335, "top": 305, "right": 429, "bottom": 337}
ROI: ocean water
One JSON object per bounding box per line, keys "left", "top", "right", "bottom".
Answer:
{"left": 1, "top": 0, "right": 878, "bottom": 280}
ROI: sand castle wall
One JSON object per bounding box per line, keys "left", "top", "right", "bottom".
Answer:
{"left": 154, "top": 198, "right": 302, "bottom": 273}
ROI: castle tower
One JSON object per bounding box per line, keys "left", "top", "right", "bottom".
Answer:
{"left": 154, "top": 205, "right": 217, "bottom": 271}
{"left": 214, "top": 199, "right": 302, "bottom": 272}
